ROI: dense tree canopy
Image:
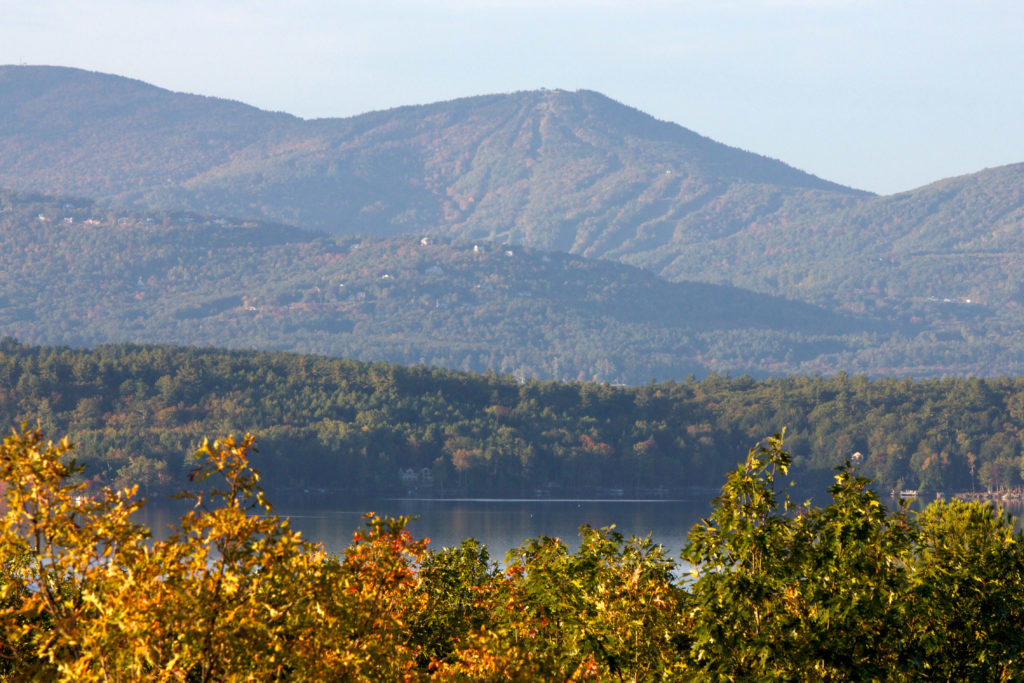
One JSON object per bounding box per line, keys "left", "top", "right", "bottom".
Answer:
{"left": 3, "top": 340, "right": 1024, "bottom": 497}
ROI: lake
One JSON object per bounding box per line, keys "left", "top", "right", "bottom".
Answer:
{"left": 139, "top": 496, "right": 716, "bottom": 563}
{"left": 138, "top": 493, "right": 1024, "bottom": 568}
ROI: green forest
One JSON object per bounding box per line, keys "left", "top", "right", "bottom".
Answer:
{"left": 2, "top": 426, "right": 1021, "bottom": 680}
{"left": 3, "top": 339, "right": 1024, "bottom": 498}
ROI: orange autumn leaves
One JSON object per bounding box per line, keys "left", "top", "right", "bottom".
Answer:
{"left": 0, "top": 426, "right": 690, "bottom": 681}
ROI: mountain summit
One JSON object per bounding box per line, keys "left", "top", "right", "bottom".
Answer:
{"left": 0, "top": 66, "right": 865, "bottom": 255}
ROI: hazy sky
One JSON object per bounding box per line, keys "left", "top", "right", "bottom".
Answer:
{"left": 4, "top": 1, "right": 1022, "bottom": 195}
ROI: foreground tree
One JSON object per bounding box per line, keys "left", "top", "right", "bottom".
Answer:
{"left": 2, "top": 424, "right": 1023, "bottom": 680}
{"left": 0, "top": 426, "right": 428, "bottom": 681}
{"left": 430, "top": 527, "right": 690, "bottom": 680}
{"left": 909, "top": 499, "right": 1024, "bottom": 679}
{"left": 683, "top": 430, "right": 1024, "bottom": 681}
{"left": 0, "top": 425, "right": 153, "bottom": 679}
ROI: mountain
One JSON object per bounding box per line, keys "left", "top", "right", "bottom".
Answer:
{"left": 650, "top": 163, "right": 1024, "bottom": 310}
{"left": 0, "top": 188, "right": 885, "bottom": 383}
{"left": 0, "top": 66, "right": 866, "bottom": 252}
{"left": 6, "top": 66, "right": 1024, "bottom": 318}
{"left": 0, "top": 66, "right": 299, "bottom": 195}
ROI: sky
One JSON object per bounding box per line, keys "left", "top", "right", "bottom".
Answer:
{"left": 3, "top": 0, "right": 1023, "bottom": 195}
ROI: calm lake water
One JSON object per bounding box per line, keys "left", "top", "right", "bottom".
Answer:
{"left": 137, "top": 494, "right": 1024, "bottom": 567}
{"left": 140, "top": 496, "right": 715, "bottom": 563}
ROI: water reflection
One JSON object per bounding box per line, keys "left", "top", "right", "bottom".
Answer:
{"left": 143, "top": 494, "right": 1024, "bottom": 565}
{"left": 139, "top": 496, "right": 714, "bottom": 564}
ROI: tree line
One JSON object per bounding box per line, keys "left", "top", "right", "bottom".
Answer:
{"left": 2, "top": 339, "right": 1024, "bottom": 497}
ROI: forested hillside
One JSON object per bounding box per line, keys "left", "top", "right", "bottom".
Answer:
{"left": 3, "top": 340, "right": 1024, "bottom": 498}
{"left": 7, "top": 187, "right": 1024, "bottom": 377}
{"left": 3, "top": 54, "right": 1024, "bottom": 683}
{"left": 652, "top": 163, "right": 1024, "bottom": 313}
{"left": 0, "top": 188, "right": 870, "bottom": 381}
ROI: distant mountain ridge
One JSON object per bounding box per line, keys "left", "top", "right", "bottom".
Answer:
{"left": 0, "top": 65, "right": 866, "bottom": 256}
{"left": 0, "top": 67, "right": 298, "bottom": 195}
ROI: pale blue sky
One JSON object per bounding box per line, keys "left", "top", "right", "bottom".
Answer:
{"left": 4, "top": 1, "right": 1023, "bottom": 195}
